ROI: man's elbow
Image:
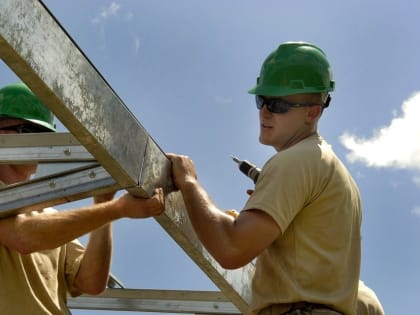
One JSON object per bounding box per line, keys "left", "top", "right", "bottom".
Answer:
{"left": 83, "top": 285, "right": 107, "bottom": 296}
{"left": 215, "top": 251, "right": 250, "bottom": 270}
{"left": 74, "top": 275, "right": 108, "bottom": 296}
{"left": 78, "top": 281, "right": 107, "bottom": 296}
{"left": 9, "top": 238, "right": 42, "bottom": 255}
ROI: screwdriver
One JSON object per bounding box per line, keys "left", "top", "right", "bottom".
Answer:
{"left": 230, "top": 155, "right": 261, "bottom": 184}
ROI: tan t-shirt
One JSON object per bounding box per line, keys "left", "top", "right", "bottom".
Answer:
{"left": 0, "top": 208, "right": 84, "bottom": 315}
{"left": 243, "top": 134, "right": 362, "bottom": 315}
{"left": 358, "top": 281, "right": 385, "bottom": 315}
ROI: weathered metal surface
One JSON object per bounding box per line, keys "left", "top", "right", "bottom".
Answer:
{"left": 141, "top": 137, "right": 254, "bottom": 311}
{"left": 68, "top": 289, "right": 241, "bottom": 314}
{"left": 0, "top": 0, "right": 255, "bottom": 312}
{"left": 138, "top": 136, "right": 174, "bottom": 196}
{"left": 0, "top": 133, "right": 94, "bottom": 163}
{"left": 0, "top": 0, "right": 149, "bottom": 193}
{"left": 0, "top": 164, "right": 119, "bottom": 218}
{"left": 0, "top": 133, "right": 117, "bottom": 218}
{"left": 158, "top": 191, "right": 254, "bottom": 312}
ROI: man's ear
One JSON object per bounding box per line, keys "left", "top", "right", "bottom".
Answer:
{"left": 305, "top": 105, "right": 322, "bottom": 123}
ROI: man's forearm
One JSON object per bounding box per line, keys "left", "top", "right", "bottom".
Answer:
{"left": 179, "top": 180, "right": 279, "bottom": 269}
{"left": 180, "top": 180, "right": 236, "bottom": 260}
{"left": 0, "top": 200, "right": 121, "bottom": 254}
{"left": 73, "top": 224, "right": 113, "bottom": 295}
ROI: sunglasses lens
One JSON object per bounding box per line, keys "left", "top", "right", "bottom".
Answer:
{"left": 256, "top": 96, "right": 290, "bottom": 114}
{"left": 19, "top": 125, "right": 40, "bottom": 133}
{"left": 255, "top": 95, "right": 264, "bottom": 109}
{"left": 0, "top": 124, "right": 43, "bottom": 134}
{"left": 271, "top": 101, "right": 289, "bottom": 113}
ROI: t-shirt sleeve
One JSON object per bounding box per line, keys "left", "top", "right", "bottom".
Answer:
{"left": 65, "top": 239, "right": 85, "bottom": 297}
{"left": 243, "top": 151, "right": 313, "bottom": 233}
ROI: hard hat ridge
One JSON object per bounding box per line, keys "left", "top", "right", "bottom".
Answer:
{"left": 248, "top": 41, "right": 335, "bottom": 98}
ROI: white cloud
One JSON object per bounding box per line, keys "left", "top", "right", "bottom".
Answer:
{"left": 101, "top": 2, "right": 120, "bottom": 18}
{"left": 414, "top": 176, "right": 420, "bottom": 187}
{"left": 126, "top": 12, "right": 134, "bottom": 21}
{"left": 340, "top": 92, "right": 420, "bottom": 171}
{"left": 411, "top": 206, "right": 420, "bottom": 217}
{"left": 132, "top": 34, "right": 140, "bottom": 54}
{"left": 92, "top": 2, "right": 121, "bottom": 24}
{"left": 91, "top": 2, "right": 140, "bottom": 54}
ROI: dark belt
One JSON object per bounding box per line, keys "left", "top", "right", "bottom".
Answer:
{"left": 259, "top": 302, "right": 342, "bottom": 315}
{"left": 289, "top": 302, "right": 337, "bottom": 312}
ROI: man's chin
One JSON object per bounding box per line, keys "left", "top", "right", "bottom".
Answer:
{"left": 259, "top": 136, "right": 270, "bottom": 146}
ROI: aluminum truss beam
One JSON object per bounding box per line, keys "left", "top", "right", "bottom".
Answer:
{"left": 0, "top": 0, "right": 255, "bottom": 312}
{"left": 67, "top": 289, "right": 241, "bottom": 314}
{"left": 0, "top": 133, "right": 93, "bottom": 163}
{"left": 0, "top": 133, "right": 119, "bottom": 218}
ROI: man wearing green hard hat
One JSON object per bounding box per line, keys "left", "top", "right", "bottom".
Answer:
{"left": 167, "top": 42, "right": 366, "bottom": 315}
{"left": 0, "top": 82, "right": 165, "bottom": 314}
{"left": 0, "top": 82, "right": 56, "bottom": 132}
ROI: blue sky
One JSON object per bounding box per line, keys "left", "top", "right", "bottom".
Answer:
{"left": 1, "top": 1, "right": 420, "bottom": 314}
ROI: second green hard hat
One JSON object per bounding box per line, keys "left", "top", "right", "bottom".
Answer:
{"left": 0, "top": 82, "right": 56, "bottom": 132}
{"left": 248, "top": 42, "right": 335, "bottom": 97}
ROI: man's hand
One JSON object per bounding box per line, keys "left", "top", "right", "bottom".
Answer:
{"left": 115, "top": 188, "right": 165, "bottom": 219}
{"left": 166, "top": 153, "right": 198, "bottom": 190}
{"left": 93, "top": 191, "right": 117, "bottom": 204}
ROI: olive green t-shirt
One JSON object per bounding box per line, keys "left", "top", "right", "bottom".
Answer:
{"left": 243, "top": 134, "right": 362, "bottom": 315}
{"left": 0, "top": 207, "right": 84, "bottom": 315}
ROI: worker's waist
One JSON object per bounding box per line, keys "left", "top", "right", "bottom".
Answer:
{"left": 258, "top": 302, "right": 342, "bottom": 315}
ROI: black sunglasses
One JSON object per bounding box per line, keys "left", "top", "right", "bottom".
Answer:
{"left": 255, "top": 95, "right": 322, "bottom": 114}
{"left": 0, "top": 124, "right": 45, "bottom": 134}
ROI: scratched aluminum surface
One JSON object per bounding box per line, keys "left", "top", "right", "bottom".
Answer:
{"left": 157, "top": 190, "right": 254, "bottom": 313}
{"left": 140, "top": 138, "right": 253, "bottom": 312}
{"left": 0, "top": 0, "right": 254, "bottom": 312}
{"left": 0, "top": 0, "right": 148, "bottom": 189}
{"left": 138, "top": 136, "right": 174, "bottom": 196}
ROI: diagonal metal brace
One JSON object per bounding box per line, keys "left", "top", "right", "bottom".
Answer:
{"left": 0, "top": 0, "right": 254, "bottom": 312}
{"left": 0, "top": 0, "right": 171, "bottom": 198}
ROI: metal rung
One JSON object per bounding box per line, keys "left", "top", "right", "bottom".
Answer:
{"left": 0, "top": 132, "right": 136, "bottom": 218}
{"left": 0, "top": 133, "right": 94, "bottom": 163}
{"left": 0, "top": 164, "right": 119, "bottom": 218}
{"left": 67, "top": 289, "right": 241, "bottom": 314}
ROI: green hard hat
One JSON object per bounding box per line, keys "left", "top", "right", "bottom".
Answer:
{"left": 0, "top": 82, "right": 56, "bottom": 132}
{"left": 248, "top": 42, "right": 335, "bottom": 97}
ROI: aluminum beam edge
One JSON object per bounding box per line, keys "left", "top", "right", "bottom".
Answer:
{"left": 142, "top": 137, "right": 255, "bottom": 312}
{"left": 0, "top": 1, "right": 255, "bottom": 312}
{"left": 0, "top": 0, "right": 154, "bottom": 196}
{"left": 68, "top": 289, "right": 241, "bottom": 314}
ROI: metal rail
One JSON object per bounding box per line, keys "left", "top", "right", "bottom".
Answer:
{"left": 0, "top": 0, "right": 255, "bottom": 312}
{"left": 67, "top": 289, "right": 241, "bottom": 314}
